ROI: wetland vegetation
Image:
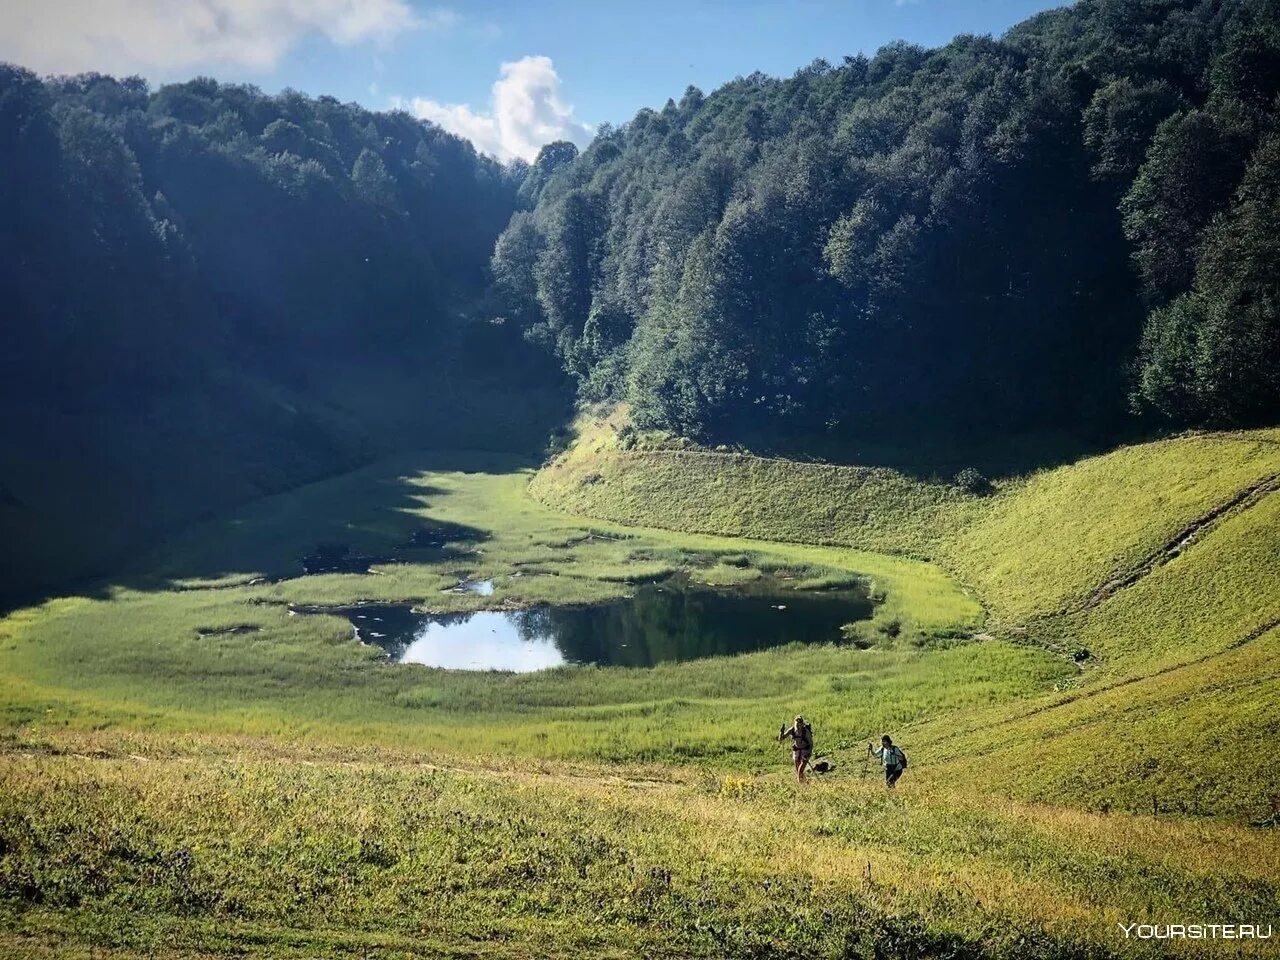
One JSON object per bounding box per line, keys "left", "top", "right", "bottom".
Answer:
{"left": 3, "top": 423, "right": 1280, "bottom": 956}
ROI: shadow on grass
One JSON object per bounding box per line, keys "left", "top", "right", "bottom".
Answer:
{"left": 0, "top": 353, "right": 575, "bottom": 614}
{"left": 732, "top": 420, "right": 1161, "bottom": 483}
{"left": 5, "top": 448, "right": 525, "bottom": 609}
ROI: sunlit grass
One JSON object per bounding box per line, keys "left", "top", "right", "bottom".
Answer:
{"left": 947, "top": 431, "right": 1280, "bottom": 622}
{"left": 0, "top": 452, "right": 990, "bottom": 769}
{"left": 4, "top": 425, "right": 1280, "bottom": 956}
{"left": 3, "top": 732, "right": 1277, "bottom": 958}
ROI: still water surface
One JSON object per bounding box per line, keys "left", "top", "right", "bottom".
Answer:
{"left": 312, "top": 577, "right": 873, "bottom": 671}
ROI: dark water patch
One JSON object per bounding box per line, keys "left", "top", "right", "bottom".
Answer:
{"left": 298, "top": 577, "right": 874, "bottom": 672}
{"left": 399, "top": 544, "right": 478, "bottom": 564}
{"left": 598, "top": 569, "right": 673, "bottom": 585}
{"left": 301, "top": 543, "right": 393, "bottom": 575}
{"left": 403, "top": 521, "right": 488, "bottom": 550}
{"left": 395, "top": 522, "right": 490, "bottom": 564}
{"left": 542, "top": 530, "right": 632, "bottom": 550}
{"left": 196, "top": 624, "right": 262, "bottom": 637}
{"left": 512, "top": 556, "right": 572, "bottom": 567}
{"left": 0, "top": 483, "right": 26, "bottom": 510}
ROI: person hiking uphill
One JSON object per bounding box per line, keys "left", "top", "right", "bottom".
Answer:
{"left": 780, "top": 715, "right": 814, "bottom": 782}
{"left": 868, "top": 734, "right": 907, "bottom": 788}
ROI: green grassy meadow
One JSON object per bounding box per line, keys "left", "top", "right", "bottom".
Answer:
{"left": 2, "top": 419, "right": 1279, "bottom": 956}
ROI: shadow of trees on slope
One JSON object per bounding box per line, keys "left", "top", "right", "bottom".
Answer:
{"left": 5, "top": 448, "right": 520, "bottom": 609}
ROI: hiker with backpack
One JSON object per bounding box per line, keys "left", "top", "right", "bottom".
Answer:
{"left": 779, "top": 715, "right": 814, "bottom": 782}
{"left": 868, "top": 734, "right": 907, "bottom": 788}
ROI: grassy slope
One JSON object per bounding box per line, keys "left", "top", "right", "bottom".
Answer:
{"left": 0, "top": 452, "right": 1000, "bottom": 768}
{"left": 531, "top": 415, "right": 1280, "bottom": 819}
{"left": 945, "top": 431, "right": 1280, "bottom": 623}
{"left": 530, "top": 413, "right": 979, "bottom": 559}
{"left": 930, "top": 487, "right": 1280, "bottom": 818}
{"left": 4, "top": 735, "right": 1277, "bottom": 960}
{"left": 4, "top": 420, "right": 1280, "bottom": 956}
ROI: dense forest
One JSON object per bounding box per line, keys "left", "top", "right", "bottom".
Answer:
{"left": 492, "top": 0, "right": 1280, "bottom": 442}
{"left": 0, "top": 70, "right": 564, "bottom": 603}
{"left": 0, "top": 69, "right": 531, "bottom": 388}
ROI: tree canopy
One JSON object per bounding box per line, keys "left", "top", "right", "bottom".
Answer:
{"left": 491, "top": 0, "right": 1280, "bottom": 441}
{"left": 0, "top": 70, "right": 562, "bottom": 604}
{"left": 0, "top": 68, "right": 523, "bottom": 400}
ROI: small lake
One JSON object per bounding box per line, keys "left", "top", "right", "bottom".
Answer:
{"left": 305, "top": 577, "right": 873, "bottom": 671}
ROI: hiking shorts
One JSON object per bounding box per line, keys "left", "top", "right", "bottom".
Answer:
{"left": 885, "top": 766, "right": 903, "bottom": 787}
{"left": 793, "top": 747, "right": 812, "bottom": 764}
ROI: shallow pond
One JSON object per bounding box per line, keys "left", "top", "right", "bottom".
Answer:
{"left": 305, "top": 577, "right": 873, "bottom": 671}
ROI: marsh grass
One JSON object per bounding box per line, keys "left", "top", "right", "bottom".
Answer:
{"left": 5, "top": 425, "right": 1280, "bottom": 957}
{"left": 528, "top": 416, "right": 1280, "bottom": 821}
{"left": 3, "top": 732, "right": 1277, "bottom": 958}
{"left": 0, "top": 452, "right": 995, "bottom": 772}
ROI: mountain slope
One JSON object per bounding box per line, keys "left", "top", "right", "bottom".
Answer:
{"left": 0, "top": 69, "right": 567, "bottom": 606}
{"left": 531, "top": 413, "right": 1280, "bottom": 818}
{"left": 493, "top": 0, "right": 1280, "bottom": 440}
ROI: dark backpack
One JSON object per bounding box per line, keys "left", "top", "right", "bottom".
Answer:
{"left": 797, "top": 721, "right": 813, "bottom": 749}
{"left": 894, "top": 746, "right": 908, "bottom": 769}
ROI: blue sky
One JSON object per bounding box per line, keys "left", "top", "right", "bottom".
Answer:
{"left": 2, "top": 0, "right": 1069, "bottom": 160}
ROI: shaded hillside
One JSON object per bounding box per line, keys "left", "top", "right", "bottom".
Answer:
{"left": 0, "top": 69, "right": 568, "bottom": 605}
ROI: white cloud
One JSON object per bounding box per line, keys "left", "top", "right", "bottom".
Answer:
{"left": 397, "top": 55, "right": 592, "bottom": 162}
{"left": 0, "top": 0, "right": 445, "bottom": 77}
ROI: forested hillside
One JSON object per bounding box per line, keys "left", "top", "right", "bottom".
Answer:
{"left": 5, "top": 5, "right": 1280, "bottom": 952}
{"left": 493, "top": 0, "right": 1280, "bottom": 443}
{"left": 5, "top": 0, "right": 1280, "bottom": 601}
{"left": 0, "top": 69, "right": 564, "bottom": 605}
